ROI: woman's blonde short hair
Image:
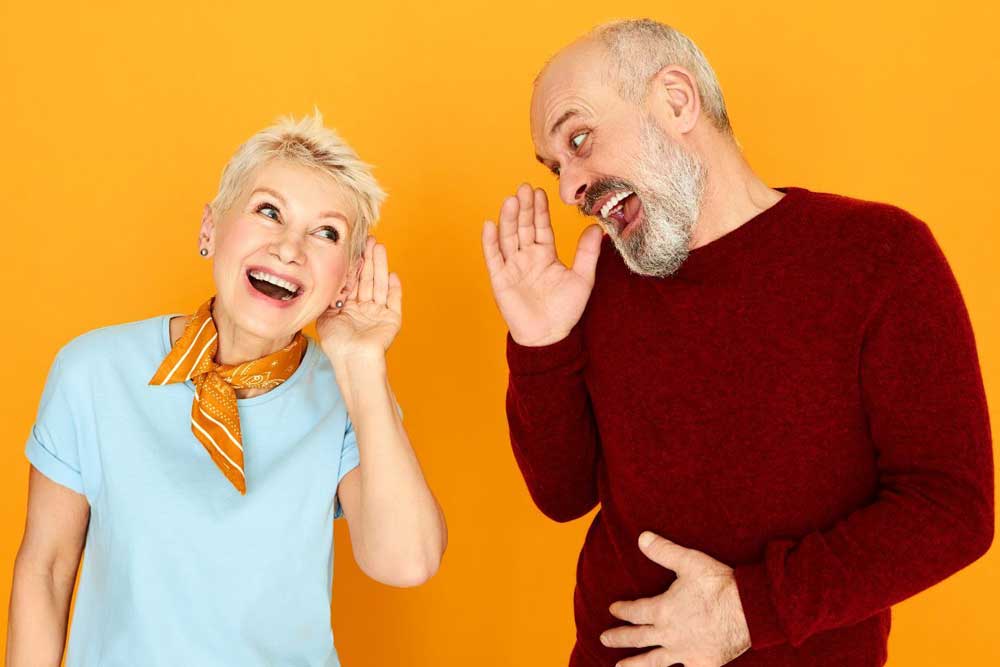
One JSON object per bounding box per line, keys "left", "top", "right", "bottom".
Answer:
{"left": 210, "top": 110, "right": 386, "bottom": 261}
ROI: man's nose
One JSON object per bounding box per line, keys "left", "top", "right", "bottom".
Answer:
{"left": 558, "top": 164, "right": 589, "bottom": 207}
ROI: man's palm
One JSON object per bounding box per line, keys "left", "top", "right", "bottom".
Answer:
{"left": 482, "top": 184, "right": 603, "bottom": 347}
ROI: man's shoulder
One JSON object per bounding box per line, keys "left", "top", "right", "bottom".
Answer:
{"left": 791, "top": 187, "right": 937, "bottom": 263}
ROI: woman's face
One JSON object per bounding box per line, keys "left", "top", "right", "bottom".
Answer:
{"left": 202, "top": 159, "right": 358, "bottom": 346}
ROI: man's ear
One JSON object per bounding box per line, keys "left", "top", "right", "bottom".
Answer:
{"left": 199, "top": 203, "right": 216, "bottom": 257}
{"left": 647, "top": 64, "right": 701, "bottom": 135}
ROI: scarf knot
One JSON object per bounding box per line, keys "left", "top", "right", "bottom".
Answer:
{"left": 149, "top": 297, "right": 307, "bottom": 494}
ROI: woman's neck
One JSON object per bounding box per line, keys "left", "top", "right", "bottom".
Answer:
{"left": 210, "top": 299, "right": 296, "bottom": 365}
{"left": 168, "top": 312, "right": 302, "bottom": 400}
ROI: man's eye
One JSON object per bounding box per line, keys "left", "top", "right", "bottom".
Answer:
{"left": 316, "top": 227, "right": 340, "bottom": 242}
{"left": 550, "top": 164, "right": 561, "bottom": 177}
{"left": 570, "top": 131, "right": 589, "bottom": 150}
{"left": 255, "top": 202, "right": 280, "bottom": 220}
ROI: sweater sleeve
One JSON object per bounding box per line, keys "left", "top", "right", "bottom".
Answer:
{"left": 733, "top": 217, "right": 994, "bottom": 649}
{"left": 505, "top": 325, "right": 601, "bottom": 522}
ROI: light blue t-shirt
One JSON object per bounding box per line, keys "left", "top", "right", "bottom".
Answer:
{"left": 25, "top": 314, "right": 360, "bottom": 667}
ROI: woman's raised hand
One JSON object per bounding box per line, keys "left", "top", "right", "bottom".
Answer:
{"left": 317, "top": 236, "right": 402, "bottom": 361}
{"left": 482, "top": 183, "right": 603, "bottom": 347}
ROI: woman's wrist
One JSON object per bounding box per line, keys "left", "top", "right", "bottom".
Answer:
{"left": 322, "top": 341, "right": 386, "bottom": 370}
{"left": 325, "top": 346, "right": 388, "bottom": 412}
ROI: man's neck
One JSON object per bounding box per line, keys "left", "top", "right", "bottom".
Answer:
{"left": 687, "top": 133, "right": 785, "bottom": 250}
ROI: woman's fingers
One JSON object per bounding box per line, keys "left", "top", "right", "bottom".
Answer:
{"left": 373, "top": 242, "right": 389, "bottom": 306}
{"left": 497, "top": 195, "right": 519, "bottom": 260}
{"left": 358, "top": 236, "right": 376, "bottom": 303}
{"left": 387, "top": 272, "right": 402, "bottom": 316}
{"left": 515, "top": 182, "right": 535, "bottom": 248}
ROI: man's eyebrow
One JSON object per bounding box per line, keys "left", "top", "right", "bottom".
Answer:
{"left": 549, "top": 109, "right": 579, "bottom": 137}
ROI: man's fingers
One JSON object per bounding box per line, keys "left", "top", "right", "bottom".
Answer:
{"left": 533, "top": 187, "right": 555, "bottom": 245}
{"left": 516, "top": 182, "right": 535, "bottom": 248}
{"left": 600, "top": 624, "right": 660, "bottom": 649}
{"left": 358, "top": 236, "right": 376, "bottom": 302}
{"left": 571, "top": 224, "right": 603, "bottom": 281}
{"left": 497, "top": 195, "right": 519, "bottom": 260}
{"left": 372, "top": 242, "right": 389, "bottom": 306}
{"left": 609, "top": 595, "right": 658, "bottom": 625}
{"left": 482, "top": 220, "right": 506, "bottom": 278}
{"left": 614, "top": 647, "right": 680, "bottom": 667}
{"left": 387, "top": 272, "right": 402, "bottom": 315}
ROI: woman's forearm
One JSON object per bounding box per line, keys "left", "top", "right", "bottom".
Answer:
{"left": 333, "top": 352, "right": 447, "bottom": 585}
{"left": 6, "top": 554, "right": 75, "bottom": 667}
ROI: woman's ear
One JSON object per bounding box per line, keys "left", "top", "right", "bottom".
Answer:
{"left": 198, "top": 204, "right": 216, "bottom": 257}
{"left": 341, "top": 254, "right": 365, "bottom": 295}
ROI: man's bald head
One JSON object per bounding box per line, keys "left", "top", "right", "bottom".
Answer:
{"left": 537, "top": 19, "right": 732, "bottom": 136}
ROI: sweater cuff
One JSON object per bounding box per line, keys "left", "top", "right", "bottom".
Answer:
{"left": 506, "top": 327, "right": 585, "bottom": 376}
{"left": 733, "top": 562, "right": 787, "bottom": 650}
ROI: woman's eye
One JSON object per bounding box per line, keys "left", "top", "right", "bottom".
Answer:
{"left": 256, "top": 203, "right": 280, "bottom": 220}
{"left": 316, "top": 227, "right": 340, "bottom": 242}
{"left": 570, "top": 131, "right": 589, "bottom": 150}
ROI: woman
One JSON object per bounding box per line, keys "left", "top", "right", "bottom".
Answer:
{"left": 6, "top": 112, "right": 446, "bottom": 666}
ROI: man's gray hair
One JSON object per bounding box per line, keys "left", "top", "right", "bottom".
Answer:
{"left": 594, "top": 19, "right": 732, "bottom": 135}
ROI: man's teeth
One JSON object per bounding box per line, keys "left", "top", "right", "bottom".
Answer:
{"left": 249, "top": 270, "right": 301, "bottom": 295}
{"left": 600, "top": 191, "right": 634, "bottom": 219}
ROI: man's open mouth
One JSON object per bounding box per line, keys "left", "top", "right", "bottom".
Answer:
{"left": 599, "top": 190, "right": 642, "bottom": 234}
{"left": 246, "top": 269, "right": 303, "bottom": 301}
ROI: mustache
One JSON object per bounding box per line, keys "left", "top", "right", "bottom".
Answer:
{"left": 580, "top": 177, "right": 636, "bottom": 217}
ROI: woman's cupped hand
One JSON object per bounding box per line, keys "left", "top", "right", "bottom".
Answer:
{"left": 317, "top": 236, "right": 402, "bottom": 363}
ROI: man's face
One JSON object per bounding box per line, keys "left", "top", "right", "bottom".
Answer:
{"left": 530, "top": 40, "right": 706, "bottom": 277}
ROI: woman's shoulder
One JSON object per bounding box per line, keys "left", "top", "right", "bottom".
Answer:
{"left": 55, "top": 314, "right": 172, "bottom": 375}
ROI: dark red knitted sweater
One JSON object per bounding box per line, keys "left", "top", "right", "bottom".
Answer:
{"left": 505, "top": 187, "right": 993, "bottom": 666}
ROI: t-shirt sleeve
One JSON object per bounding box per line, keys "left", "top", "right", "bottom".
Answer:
{"left": 24, "top": 351, "right": 87, "bottom": 496}
{"left": 333, "top": 415, "right": 361, "bottom": 520}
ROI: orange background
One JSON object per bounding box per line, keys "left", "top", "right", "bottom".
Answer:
{"left": 2, "top": 1, "right": 998, "bottom": 664}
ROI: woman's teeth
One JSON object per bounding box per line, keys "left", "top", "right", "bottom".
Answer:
{"left": 600, "top": 191, "right": 634, "bottom": 219}
{"left": 248, "top": 269, "right": 301, "bottom": 300}
{"left": 249, "top": 270, "right": 300, "bottom": 294}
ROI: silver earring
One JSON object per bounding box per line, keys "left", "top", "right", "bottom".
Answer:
{"left": 335, "top": 300, "right": 344, "bottom": 309}
{"left": 199, "top": 248, "right": 208, "bottom": 256}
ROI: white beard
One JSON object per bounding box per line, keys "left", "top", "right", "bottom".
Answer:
{"left": 611, "top": 118, "right": 706, "bottom": 277}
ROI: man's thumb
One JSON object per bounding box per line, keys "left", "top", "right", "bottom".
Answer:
{"left": 571, "top": 224, "right": 603, "bottom": 280}
{"left": 638, "top": 531, "right": 690, "bottom": 573}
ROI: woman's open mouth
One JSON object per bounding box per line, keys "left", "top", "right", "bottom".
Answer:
{"left": 245, "top": 268, "right": 304, "bottom": 305}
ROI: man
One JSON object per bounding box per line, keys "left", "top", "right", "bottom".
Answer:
{"left": 481, "top": 18, "right": 993, "bottom": 667}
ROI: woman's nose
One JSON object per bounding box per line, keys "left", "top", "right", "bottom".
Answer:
{"left": 270, "top": 231, "right": 305, "bottom": 265}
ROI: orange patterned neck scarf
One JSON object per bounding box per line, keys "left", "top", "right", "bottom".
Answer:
{"left": 149, "top": 297, "right": 308, "bottom": 494}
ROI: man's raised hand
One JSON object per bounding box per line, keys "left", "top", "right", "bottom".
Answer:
{"left": 482, "top": 183, "right": 603, "bottom": 347}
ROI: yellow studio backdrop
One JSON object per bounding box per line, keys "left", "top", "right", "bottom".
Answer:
{"left": 2, "top": 0, "right": 998, "bottom": 664}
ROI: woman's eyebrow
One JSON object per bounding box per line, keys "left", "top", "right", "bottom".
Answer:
{"left": 319, "top": 210, "right": 349, "bottom": 224}
{"left": 250, "top": 187, "right": 286, "bottom": 204}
